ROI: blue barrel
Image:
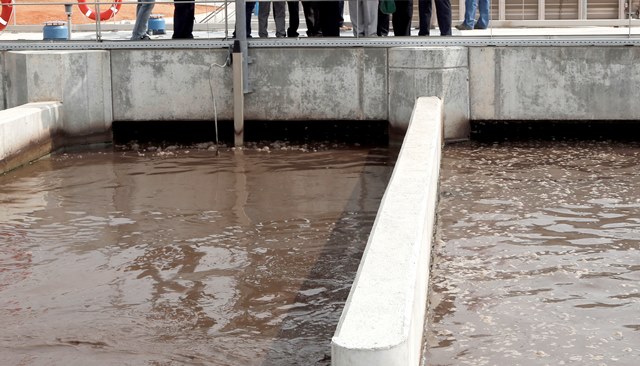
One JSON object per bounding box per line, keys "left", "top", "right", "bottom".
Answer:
{"left": 43, "top": 21, "right": 68, "bottom": 41}
{"left": 148, "top": 14, "right": 166, "bottom": 35}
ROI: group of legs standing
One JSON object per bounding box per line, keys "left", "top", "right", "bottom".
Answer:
{"left": 129, "top": 0, "right": 490, "bottom": 40}
{"left": 255, "top": 0, "right": 453, "bottom": 38}
{"left": 256, "top": 1, "right": 343, "bottom": 38}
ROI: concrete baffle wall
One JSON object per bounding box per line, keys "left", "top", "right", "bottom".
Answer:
{"left": 111, "top": 48, "right": 388, "bottom": 122}
{"left": 4, "top": 50, "right": 112, "bottom": 139}
{"left": 470, "top": 47, "right": 640, "bottom": 120}
{"left": 245, "top": 48, "right": 387, "bottom": 121}
{"left": 389, "top": 47, "right": 469, "bottom": 140}
{"left": 0, "top": 102, "right": 63, "bottom": 174}
{"left": 111, "top": 49, "right": 234, "bottom": 121}
{"left": 0, "top": 52, "right": 5, "bottom": 111}
{"left": 331, "top": 97, "right": 443, "bottom": 366}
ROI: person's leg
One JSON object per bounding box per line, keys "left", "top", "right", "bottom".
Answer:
{"left": 246, "top": 2, "right": 256, "bottom": 36}
{"left": 287, "top": 1, "right": 300, "bottom": 36}
{"left": 417, "top": 0, "right": 431, "bottom": 36}
{"left": 172, "top": 0, "right": 194, "bottom": 39}
{"left": 273, "top": 1, "right": 287, "bottom": 37}
{"left": 348, "top": 0, "right": 362, "bottom": 36}
{"left": 302, "top": 1, "right": 321, "bottom": 36}
{"left": 131, "top": 0, "right": 156, "bottom": 39}
{"left": 258, "top": 1, "right": 271, "bottom": 37}
{"left": 318, "top": 0, "right": 341, "bottom": 36}
{"left": 363, "top": 0, "right": 379, "bottom": 36}
{"left": 435, "top": 0, "right": 451, "bottom": 35}
{"left": 475, "top": 0, "right": 489, "bottom": 29}
{"left": 393, "top": 0, "right": 413, "bottom": 36}
{"left": 461, "top": 0, "right": 476, "bottom": 28}
{"left": 377, "top": 5, "right": 389, "bottom": 36}
{"left": 338, "top": 1, "right": 344, "bottom": 27}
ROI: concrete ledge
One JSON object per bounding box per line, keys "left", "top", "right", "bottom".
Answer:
{"left": 331, "top": 96, "right": 443, "bottom": 366}
{"left": 0, "top": 102, "right": 63, "bottom": 174}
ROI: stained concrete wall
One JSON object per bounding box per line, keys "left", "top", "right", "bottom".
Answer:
{"left": 4, "top": 50, "right": 112, "bottom": 139}
{"left": 111, "top": 48, "right": 389, "bottom": 122}
{"left": 469, "top": 47, "right": 640, "bottom": 121}
{"left": 0, "top": 52, "right": 5, "bottom": 111}
{"left": 110, "top": 47, "right": 467, "bottom": 138}
{"left": 111, "top": 49, "right": 234, "bottom": 121}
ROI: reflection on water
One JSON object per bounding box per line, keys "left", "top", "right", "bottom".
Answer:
{"left": 0, "top": 146, "right": 394, "bottom": 365}
{"left": 424, "top": 141, "right": 640, "bottom": 366}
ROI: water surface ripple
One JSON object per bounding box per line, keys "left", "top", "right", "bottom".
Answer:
{"left": 425, "top": 141, "right": 640, "bottom": 366}
{"left": 0, "top": 147, "right": 393, "bottom": 366}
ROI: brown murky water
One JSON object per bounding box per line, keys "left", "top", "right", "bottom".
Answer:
{"left": 0, "top": 145, "right": 394, "bottom": 366}
{"left": 424, "top": 141, "right": 640, "bottom": 366}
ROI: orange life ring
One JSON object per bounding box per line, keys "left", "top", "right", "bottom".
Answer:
{"left": 0, "top": 0, "right": 13, "bottom": 32}
{"left": 77, "top": 0, "right": 122, "bottom": 21}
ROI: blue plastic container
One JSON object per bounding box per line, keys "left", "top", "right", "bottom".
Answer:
{"left": 43, "top": 21, "right": 68, "bottom": 41}
{"left": 148, "top": 15, "right": 166, "bottom": 35}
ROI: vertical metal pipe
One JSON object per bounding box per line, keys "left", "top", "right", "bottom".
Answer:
{"left": 234, "top": 0, "right": 250, "bottom": 93}
{"left": 95, "top": 1, "right": 102, "bottom": 41}
{"left": 233, "top": 41, "right": 244, "bottom": 147}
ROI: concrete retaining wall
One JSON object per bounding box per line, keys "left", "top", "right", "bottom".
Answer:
{"left": 469, "top": 46, "right": 640, "bottom": 121}
{"left": 110, "top": 47, "right": 464, "bottom": 138}
{"left": 3, "top": 46, "right": 640, "bottom": 145}
{"left": 331, "top": 96, "right": 442, "bottom": 366}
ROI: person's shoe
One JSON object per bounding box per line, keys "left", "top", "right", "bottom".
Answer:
{"left": 287, "top": 31, "right": 299, "bottom": 37}
{"left": 474, "top": 23, "right": 487, "bottom": 29}
{"left": 131, "top": 34, "right": 151, "bottom": 40}
{"left": 455, "top": 23, "right": 472, "bottom": 30}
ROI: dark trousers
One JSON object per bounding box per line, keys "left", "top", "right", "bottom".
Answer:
{"left": 377, "top": 6, "right": 389, "bottom": 36}
{"left": 233, "top": 2, "right": 256, "bottom": 37}
{"left": 392, "top": 0, "right": 413, "bottom": 36}
{"left": 287, "top": 1, "right": 300, "bottom": 37}
{"left": 418, "top": 0, "right": 451, "bottom": 35}
{"left": 302, "top": 1, "right": 321, "bottom": 36}
{"left": 172, "top": 0, "right": 194, "bottom": 39}
{"left": 318, "top": 0, "right": 341, "bottom": 37}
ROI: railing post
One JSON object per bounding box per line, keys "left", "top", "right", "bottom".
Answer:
{"left": 232, "top": 40, "right": 244, "bottom": 147}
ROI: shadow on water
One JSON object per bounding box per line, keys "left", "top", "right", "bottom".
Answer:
{"left": 471, "top": 120, "right": 640, "bottom": 142}
{"left": 112, "top": 120, "right": 389, "bottom": 147}
{"left": 257, "top": 147, "right": 400, "bottom": 366}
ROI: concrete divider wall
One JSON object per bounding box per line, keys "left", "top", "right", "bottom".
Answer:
{"left": 0, "top": 102, "right": 63, "bottom": 173}
{"left": 331, "top": 96, "right": 442, "bottom": 366}
{"left": 0, "top": 51, "right": 5, "bottom": 111}
{"left": 469, "top": 46, "right": 640, "bottom": 120}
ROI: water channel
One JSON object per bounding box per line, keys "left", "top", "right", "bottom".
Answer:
{"left": 0, "top": 143, "right": 394, "bottom": 365}
{"left": 424, "top": 140, "right": 640, "bottom": 366}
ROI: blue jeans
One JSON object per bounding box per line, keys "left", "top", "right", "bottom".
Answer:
{"left": 463, "top": 0, "right": 489, "bottom": 29}
{"left": 131, "top": 0, "right": 156, "bottom": 40}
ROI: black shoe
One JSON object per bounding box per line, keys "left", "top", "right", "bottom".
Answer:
{"left": 287, "top": 31, "right": 299, "bottom": 37}
{"left": 455, "top": 23, "right": 472, "bottom": 30}
{"left": 474, "top": 23, "right": 487, "bottom": 29}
